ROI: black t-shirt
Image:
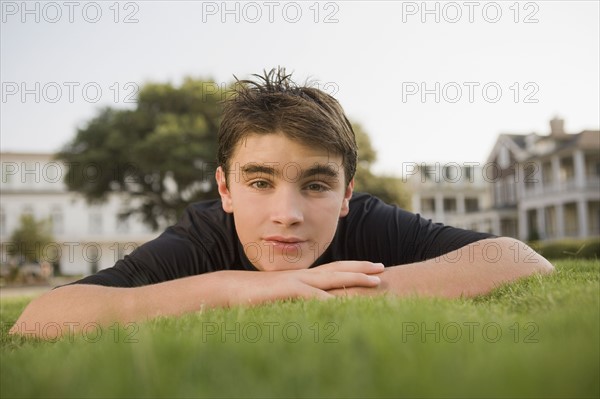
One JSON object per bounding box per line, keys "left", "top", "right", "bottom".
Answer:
{"left": 72, "top": 192, "right": 494, "bottom": 287}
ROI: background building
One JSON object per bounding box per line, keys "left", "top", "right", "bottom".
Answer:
{"left": 1, "top": 152, "right": 159, "bottom": 275}
{"left": 409, "top": 118, "right": 600, "bottom": 241}
{"left": 488, "top": 118, "right": 600, "bottom": 241}
{"left": 408, "top": 163, "right": 494, "bottom": 233}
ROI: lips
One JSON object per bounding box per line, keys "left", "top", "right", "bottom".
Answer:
{"left": 262, "top": 236, "right": 307, "bottom": 250}
{"left": 263, "top": 236, "right": 305, "bottom": 244}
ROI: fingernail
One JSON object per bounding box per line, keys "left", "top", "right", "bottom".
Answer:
{"left": 368, "top": 275, "right": 381, "bottom": 284}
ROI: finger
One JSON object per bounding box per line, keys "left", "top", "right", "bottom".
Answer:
{"left": 316, "top": 261, "right": 385, "bottom": 274}
{"left": 301, "top": 271, "right": 381, "bottom": 291}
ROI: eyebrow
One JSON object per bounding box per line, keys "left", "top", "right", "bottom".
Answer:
{"left": 302, "top": 164, "right": 339, "bottom": 180}
{"left": 241, "top": 163, "right": 340, "bottom": 181}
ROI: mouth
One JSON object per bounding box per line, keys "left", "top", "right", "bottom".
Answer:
{"left": 262, "top": 236, "right": 307, "bottom": 247}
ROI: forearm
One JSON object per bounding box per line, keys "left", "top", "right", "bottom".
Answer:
{"left": 9, "top": 271, "right": 236, "bottom": 338}
{"left": 10, "top": 262, "right": 384, "bottom": 338}
{"left": 329, "top": 237, "right": 554, "bottom": 298}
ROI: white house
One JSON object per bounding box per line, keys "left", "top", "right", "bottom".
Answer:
{"left": 408, "top": 163, "right": 494, "bottom": 233}
{"left": 408, "top": 118, "right": 600, "bottom": 241}
{"left": 486, "top": 118, "right": 600, "bottom": 241}
{"left": 1, "top": 152, "right": 160, "bottom": 275}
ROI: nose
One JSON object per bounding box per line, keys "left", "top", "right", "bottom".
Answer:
{"left": 269, "top": 186, "right": 304, "bottom": 227}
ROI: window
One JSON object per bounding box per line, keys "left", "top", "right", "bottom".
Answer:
{"left": 443, "top": 198, "right": 457, "bottom": 213}
{"left": 527, "top": 209, "right": 539, "bottom": 241}
{"left": 560, "top": 157, "right": 575, "bottom": 182}
{"left": 443, "top": 164, "right": 460, "bottom": 182}
{"left": 501, "top": 219, "right": 518, "bottom": 238}
{"left": 420, "top": 198, "right": 435, "bottom": 213}
{"left": 584, "top": 152, "right": 600, "bottom": 177}
{"left": 464, "top": 165, "right": 473, "bottom": 182}
{"left": 465, "top": 198, "right": 479, "bottom": 212}
{"left": 564, "top": 203, "right": 578, "bottom": 236}
{"left": 421, "top": 164, "right": 437, "bottom": 182}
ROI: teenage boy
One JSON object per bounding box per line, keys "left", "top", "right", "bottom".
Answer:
{"left": 11, "top": 69, "right": 553, "bottom": 337}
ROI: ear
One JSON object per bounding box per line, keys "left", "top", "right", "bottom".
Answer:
{"left": 216, "top": 166, "right": 234, "bottom": 213}
{"left": 339, "top": 178, "right": 354, "bottom": 217}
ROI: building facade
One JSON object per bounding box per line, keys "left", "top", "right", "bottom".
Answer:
{"left": 1, "top": 152, "right": 159, "bottom": 275}
{"left": 487, "top": 118, "right": 600, "bottom": 241}
{"left": 408, "top": 162, "right": 495, "bottom": 233}
{"left": 409, "top": 118, "right": 600, "bottom": 241}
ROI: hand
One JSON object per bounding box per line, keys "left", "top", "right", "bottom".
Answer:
{"left": 221, "top": 261, "right": 384, "bottom": 306}
{"left": 327, "top": 266, "right": 390, "bottom": 297}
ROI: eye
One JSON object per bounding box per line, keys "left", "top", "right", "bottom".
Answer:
{"left": 306, "top": 183, "right": 329, "bottom": 192}
{"left": 251, "top": 180, "right": 271, "bottom": 190}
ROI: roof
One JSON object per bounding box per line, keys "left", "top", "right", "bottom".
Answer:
{"left": 487, "top": 128, "right": 599, "bottom": 163}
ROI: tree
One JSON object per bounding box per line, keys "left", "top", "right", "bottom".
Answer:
{"left": 7, "top": 214, "right": 54, "bottom": 264}
{"left": 352, "top": 123, "right": 410, "bottom": 209}
{"left": 58, "top": 78, "right": 409, "bottom": 231}
{"left": 57, "top": 78, "right": 224, "bottom": 230}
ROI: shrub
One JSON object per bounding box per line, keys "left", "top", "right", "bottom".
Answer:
{"left": 529, "top": 238, "right": 600, "bottom": 259}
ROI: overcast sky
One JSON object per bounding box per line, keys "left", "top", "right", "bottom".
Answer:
{"left": 1, "top": 0, "right": 599, "bottom": 175}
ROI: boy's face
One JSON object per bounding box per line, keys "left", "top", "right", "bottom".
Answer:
{"left": 216, "top": 132, "right": 353, "bottom": 271}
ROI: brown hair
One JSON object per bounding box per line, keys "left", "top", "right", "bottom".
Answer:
{"left": 217, "top": 68, "right": 357, "bottom": 185}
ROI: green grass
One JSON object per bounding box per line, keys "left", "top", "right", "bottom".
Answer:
{"left": 1, "top": 260, "right": 598, "bottom": 398}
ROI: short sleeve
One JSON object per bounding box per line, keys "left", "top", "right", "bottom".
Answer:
{"left": 330, "top": 193, "right": 495, "bottom": 266}
{"left": 67, "top": 199, "right": 251, "bottom": 288}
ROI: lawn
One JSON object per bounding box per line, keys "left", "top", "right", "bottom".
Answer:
{"left": 1, "top": 259, "right": 598, "bottom": 398}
